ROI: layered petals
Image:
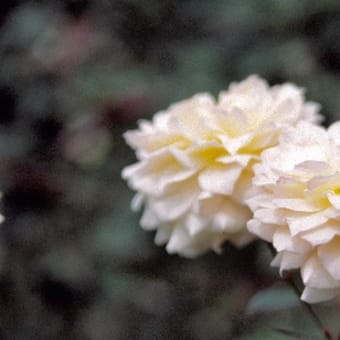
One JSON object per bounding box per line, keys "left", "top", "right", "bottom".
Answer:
{"left": 248, "top": 122, "right": 340, "bottom": 303}
{"left": 123, "top": 75, "right": 321, "bottom": 257}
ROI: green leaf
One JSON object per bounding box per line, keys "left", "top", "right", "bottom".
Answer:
{"left": 271, "top": 327, "right": 316, "bottom": 339}
{"left": 246, "top": 285, "right": 300, "bottom": 315}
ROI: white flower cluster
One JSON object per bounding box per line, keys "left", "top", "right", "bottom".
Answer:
{"left": 248, "top": 122, "right": 340, "bottom": 303}
{"left": 122, "top": 74, "right": 340, "bottom": 303}
{"left": 122, "top": 75, "right": 321, "bottom": 257}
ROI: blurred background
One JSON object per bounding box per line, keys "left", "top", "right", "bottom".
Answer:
{"left": 1, "top": 1, "right": 340, "bottom": 339}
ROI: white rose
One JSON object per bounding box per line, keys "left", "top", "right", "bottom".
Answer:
{"left": 248, "top": 121, "right": 340, "bottom": 303}
{"left": 123, "top": 75, "right": 321, "bottom": 257}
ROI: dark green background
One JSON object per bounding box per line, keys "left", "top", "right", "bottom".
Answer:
{"left": 0, "top": 1, "right": 340, "bottom": 339}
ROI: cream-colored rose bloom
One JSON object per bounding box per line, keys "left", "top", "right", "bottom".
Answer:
{"left": 247, "top": 121, "right": 340, "bottom": 303}
{"left": 123, "top": 75, "right": 321, "bottom": 257}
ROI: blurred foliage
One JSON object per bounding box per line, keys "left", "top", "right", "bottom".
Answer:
{"left": 1, "top": 0, "right": 340, "bottom": 339}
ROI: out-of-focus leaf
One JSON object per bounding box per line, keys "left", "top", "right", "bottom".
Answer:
{"left": 246, "top": 285, "right": 299, "bottom": 315}
{"left": 240, "top": 327, "right": 301, "bottom": 340}
{"left": 92, "top": 204, "right": 154, "bottom": 264}
{"left": 271, "top": 327, "right": 315, "bottom": 339}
